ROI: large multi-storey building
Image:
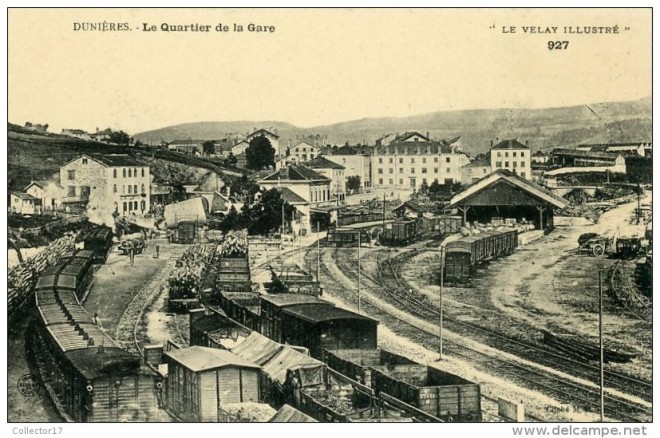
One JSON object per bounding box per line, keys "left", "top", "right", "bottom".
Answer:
{"left": 305, "top": 156, "right": 346, "bottom": 203}
{"left": 490, "top": 139, "right": 532, "bottom": 180}
{"left": 325, "top": 145, "right": 372, "bottom": 191}
{"left": 59, "top": 154, "right": 151, "bottom": 216}
{"left": 371, "top": 132, "right": 469, "bottom": 189}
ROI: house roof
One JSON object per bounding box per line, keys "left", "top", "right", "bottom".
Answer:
{"left": 492, "top": 139, "right": 530, "bottom": 150}
{"left": 305, "top": 156, "right": 345, "bottom": 170}
{"left": 551, "top": 148, "right": 623, "bottom": 159}
{"left": 395, "top": 131, "right": 431, "bottom": 142}
{"left": 62, "top": 129, "right": 87, "bottom": 134}
{"left": 260, "top": 164, "right": 330, "bottom": 182}
{"left": 393, "top": 200, "right": 430, "bottom": 214}
{"left": 579, "top": 142, "right": 650, "bottom": 148}
{"left": 533, "top": 150, "right": 547, "bottom": 156}
{"left": 291, "top": 140, "right": 318, "bottom": 150}
{"left": 90, "top": 128, "right": 112, "bottom": 136}
{"left": 165, "top": 346, "right": 260, "bottom": 372}
{"left": 248, "top": 128, "right": 279, "bottom": 139}
{"left": 11, "top": 192, "right": 38, "bottom": 201}
{"left": 374, "top": 141, "right": 454, "bottom": 155}
{"left": 276, "top": 187, "right": 308, "bottom": 204}
{"left": 450, "top": 169, "right": 569, "bottom": 209}
{"left": 269, "top": 405, "right": 318, "bottom": 423}
{"left": 281, "top": 303, "right": 377, "bottom": 324}
{"left": 64, "top": 154, "right": 147, "bottom": 167}
{"left": 25, "top": 180, "right": 63, "bottom": 191}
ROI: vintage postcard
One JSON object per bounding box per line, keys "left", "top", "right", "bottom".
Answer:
{"left": 4, "top": 6, "right": 653, "bottom": 433}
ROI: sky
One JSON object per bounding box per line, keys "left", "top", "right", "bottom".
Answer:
{"left": 8, "top": 8, "right": 651, "bottom": 135}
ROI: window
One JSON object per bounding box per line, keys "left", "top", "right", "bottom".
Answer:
{"left": 399, "top": 157, "right": 403, "bottom": 164}
{"left": 497, "top": 152, "right": 502, "bottom": 157}
{"left": 123, "top": 168, "right": 127, "bottom": 178}
{"left": 389, "top": 158, "right": 393, "bottom": 164}
{"left": 446, "top": 168, "right": 451, "bottom": 173}
{"left": 122, "top": 185, "right": 125, "bottom": 194}
{"left": 467, "top": 169, "right": 472, "bottom": 175}
{"left": 410, "top": 158, "right": 415, "bottom": 164}
{"left": 378, "top": 158, "right": 383, "bottom": 164}
{"left": 505, "top": 152, "right": 509, "bottom": 158}
{"left": 128, "top": 185, "right": 132, "bottom": 194}
{"left": 128, "top": 169, "right": 132, "bottom": 178}
{"left": 140, "top": 200, "right": 146, "bottom": 212}
{"left": 496, "top": 162, "right": 502, "bottom": 168}
{"left": 134, "top": 201, "right": 138, "bottom": 210}
{"left": 141, "top": 184, "right": 145, "bottom": 194}
{"left": 113, "top": 184, "right": 117, "bottom": 193}
{"left": 113, "top": 169, "right": 117, "bottom": 178}
{"left": 399, "top": 168, "right": 404, "bottom": 174}
{"left": 422, "top": 157, "right": 426, "bottom": 164}
{"left": 141, "top": 168, "right": 145, "bottom": 177}
{"left": 484, "top": 168, "right": 488, "bottom": 173}
{"left": 521, "top": 172, "right": 526, "bottom": 178}
{"left": 521, "top": 162, "right": 525, "bottom": 168}
{"left": 521, "top": 152, "right": 525, "bottom": 157}
{"left": 67, "top": 186, "right": 76, "bottom": 196}
{"left": 422, "top": 168, "right": 427, "bottom": 174}
{"left": 422, "top": 178, "right": 427, "bottom": 184}
{"left": 399, "top": 178, "right": 403, "bottom": 185}
{"left": 134, "top": 185, "right": 138, "bottom": 194}
{"left": 513, "top": 162, "right": 517, "bottom": 167}
{"left": 303, "top": 147, "right": 307, "bottom": 152}
{"left": 378, "top": 178, "right": 383, "bottom": 185}
{"left": 434, "top": 168, "right": 438, "bottom": 173}
{"left": 389, "top": 178, "right": 393, "bottom": 185}
{"left": 446, "top": 157, "right": 451, "bottom": 163}
{"left": 123, "top": 202, "right": 127, "bottom": 213}
{"left": 505, "top": 161, "right": 510, "bottom": 167}
{"left": 389, "top": 168, "right": 393, "bottom": 174}
{"left": 378, "top": 168, "right": 383, "bottom": 174}
{"left": 82, "top": 158, "right": 88, "bottom": 164}
{"left": 513, "top": 152, "right": 517, "bottom": 157}
{"left": 342, "top": 158, "right": 346, "bottom": 163}
{"left": 434, "top": 157, "right": 438, "bottom": 163}
{"left": 67, "top": 170, "right": 75, "bottom": 180}
{"left": 410, "top": 168, "right": 415, "bottom": 174}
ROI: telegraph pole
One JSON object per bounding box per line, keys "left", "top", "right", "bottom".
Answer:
{"left": 316, "top": 221, "right": 320, "bottom": 281}
{"left": 439, "top": 246, "right": 444, "bottom": 360}
{"left": 599, "top": 270, "right": 605, "bottom": 422}
{"left": 636, "top": 183, "right": 642, "bottom": 225}
{"left": 357, "top": 231, "right": 361, "bottom": 313}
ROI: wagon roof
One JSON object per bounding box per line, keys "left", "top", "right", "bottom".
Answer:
{"left": 231, "top": 332, "right": 284, "bottom": 366}
{"left": 65, "top": 347, "right": 143, "bottom": 380}
{"left": 269, "top": 404, "right": 318, "bottom": 423}
{"left": 261, "top": 347, "right": 324, "bottom": 384}
{"left": 166, "top": 346, "right": 261, "bottom": 372}
{"left": 260, "top": 293, "right": 326, "bottom": 308}
{"left": 281, "top": 303, "right": 377, "bottom": 324}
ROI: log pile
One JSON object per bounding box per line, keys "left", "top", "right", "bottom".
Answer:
{"left": 168, "top": 244, "right": 216, "bottom": 300}
{"left": 7, "top": 234, "right": 76, "bottom": 315}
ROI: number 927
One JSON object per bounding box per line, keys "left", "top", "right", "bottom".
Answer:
{"left": 548, "top": 41, "right": 569, "bottom": 50}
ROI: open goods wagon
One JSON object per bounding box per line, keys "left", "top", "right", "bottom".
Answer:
{"left": 215, "top": 256, "right": 253, "bottom": 292}
{"left": 443, "top": 229, "right": 518, "bottom": 282}
{"left": 266, "top": 265, "right": 322, "bottom": 296}
{"left": 216, "top": 291, "right": 262, "bottom": 332}
{"left": 379, "top": 220, "right": 418, "bottom": 246}
{"left": 325, "top": 349, "right": 481, "bottom": 422}
{"left": 326, "top": 228, "right": 372, "bottom": 247}
{"left": 83, "top": 227, "right": 113, "bottom": 263}
{"left": 337, "top": 211, "right": 385, "bottom": 227}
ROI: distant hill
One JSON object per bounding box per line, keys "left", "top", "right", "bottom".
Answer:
{"left": 134, "top": 97, "right": 651, "bottom": 156}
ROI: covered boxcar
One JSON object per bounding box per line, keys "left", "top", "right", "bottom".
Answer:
{"left": 279, "top": 304, "right": 378, "bottom": 360}
{"left": 216, "top": 291, "right": 261, "bottom": 332}
{"left": 443, "top": 229, "right": 518, "bottom": 281}
{"left": 259, "top": 294, "right": 327, "bottom": 342}
{"left": 83, "top": 227, "right": 113, "bottom": 263}
{"left": 419, "top": 215, "right": 462, "bottom": 237}
{"left": 170, "top": 221, "right": 198, "bottom": 244}
{"left": 379, "top": 220, "right": 417, "bottom": 246}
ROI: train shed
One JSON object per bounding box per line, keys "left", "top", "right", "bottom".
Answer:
{"left": 449, "top": 170, "right": 569, "bottom": 230}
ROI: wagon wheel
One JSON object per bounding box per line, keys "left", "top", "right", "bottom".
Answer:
{"left": 592, "top": 245, "right": 605, "bottom": 256}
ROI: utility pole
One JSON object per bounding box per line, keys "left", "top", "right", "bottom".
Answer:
{"left": 636, "top": 183, "right": 642, "bottom": 225}
{"left": 316, "top": 221, "right": 320, "bottom": 281}
{"left": 357, "top": 231, "right": 361, "bottom": 313}
{"left": 599, "top": 270, "right": 605, "bottom": 422}
{"left": 439, "top": 246, "right": 444, "bottom": 360}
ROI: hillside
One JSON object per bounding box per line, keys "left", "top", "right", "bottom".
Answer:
{"left": 6, "top": 124, "right": 239, "bottom": 193}
{"left": 134, "top": 97, "right": 651, "bottom": 155}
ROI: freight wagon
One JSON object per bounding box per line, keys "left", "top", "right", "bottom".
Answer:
{"left": 443, "top": 229, "right": 518, "bottom": 282}
{"left": 83, "top": 227, "right": 113, "bottom": 263}
{"left": 215, "top": 291, "right": 262, "bottom": 332}
{"left": 337, "top": 211, "right": 385, "bottom": 227}
{"left": 266, "top": 265, "right": 323, "bottom": 296}
{"left": 325, "top": 349, "right": 481, "bottom": 422}
{"left": 326, "top": 228, "right": 372, "bottom": 247}
{"left": 259, "top": 294, "right": 328, "bottom": 342}
{"left": 379, "top": 220, "right": 417, "bottom": 246}
{"left": 419, "top": 215, "right": 462, "bottom": 238}
{"left": 169, "top": 221, "right": 198, "bottom": 244}
{"left": 279, "top": 304, "right": 378, "bottom": 360}
{"left": 33, "top": 250, "right": 162, "bottom": 422}
{"left": 216, "top": 256, "right": 252, "bottom": 293}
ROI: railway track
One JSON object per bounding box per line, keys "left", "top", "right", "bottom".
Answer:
{"left": 323, "top": 246, "right": 651, "bottom": 422}
{"left": 609, "top": 259, "right": 651, "bottom": 322}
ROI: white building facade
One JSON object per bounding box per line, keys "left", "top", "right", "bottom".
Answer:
{"left": 490, "top": 139, "right": 532, "bottom": 180}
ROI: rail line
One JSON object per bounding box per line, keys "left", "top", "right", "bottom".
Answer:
{"left": 609, "top": 259, "right": 651, "bottom": 322}
{"left": 323, "top": 246, "right": 651, "bottom": 422}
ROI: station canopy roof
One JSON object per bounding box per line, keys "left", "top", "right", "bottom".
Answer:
{"left": 449, "top": 170, "right": 569, "bottom": 209}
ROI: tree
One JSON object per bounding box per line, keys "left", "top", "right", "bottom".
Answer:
{"left": 107, "top": 130, "right": 131, "bottom": 145}
{"left": 202, "top": 140, "right": 216, "bottom": 156}
{"left": 225, "top": 152, "right": 238, "bottom": 168}
{"left": 245, "top": 135, "right": 275, "bottom": 170}
{"left": 428, "top": 180, "right": 442, "bottom": 195}
{"left": 245, "top": 188, "right": 294, "bottom": 235}
{"left": 220, "top": 206, "right": 241, "bottom": 232}
{"left": 346, "top": 175, "right": 361, "bottom": 193}
{"left": 419, "top": 180, "right": 429, "bottom": 194}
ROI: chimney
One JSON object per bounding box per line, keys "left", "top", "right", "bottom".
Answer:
{"left": 526, "top": 140, "right": 529, "bottom": 147}
{"left": 426, "top": 131, "right": 429, "bottom": 140}
{"left": 490, "top": 140, "right": 493, "bottom": 148}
